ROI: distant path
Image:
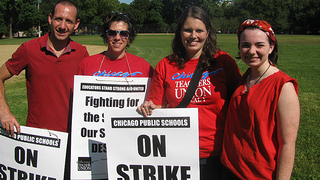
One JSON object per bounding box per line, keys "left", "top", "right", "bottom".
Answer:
{"left": 0, "top": 44, "right": 106, "bottom": 83}
{"left": 0, "top": 44, "right": 106, "bottom": 65}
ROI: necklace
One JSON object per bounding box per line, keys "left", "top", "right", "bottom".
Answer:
{"left": 124, "top": 53, "right": 133, "bottom": 88}
{"left": 249, "top": 63, "right": 271, "bottom": 85}
{"left": 244, "top": 64, "right": 271, "bottom": 94}
{"left": 97, "top": 52, "right": 133, "bottom": 87}
{"left": 242, "top": 64, "right": 271, "bottom": 94}
{"left": 125, "top": 53, "right": 133, "bottom": 76}
{"left": 97, "top": 55, "right": 105, "bottom": 73}
{"left": 98, "top": 52, "right": 132, "bottom": 75}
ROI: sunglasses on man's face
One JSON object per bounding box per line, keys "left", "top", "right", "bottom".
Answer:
{"left": 106, "top": 29, "right": 130, "bottom": 39}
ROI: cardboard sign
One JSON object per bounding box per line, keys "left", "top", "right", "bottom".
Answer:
{"left": 0, "top": 126, "right": 68, "bottom": 180}
{"left": 70, "top": 76, "right": 151, "bottom": 180}
{"left": 105, "top": 108, "right": 199, "bottom": 180}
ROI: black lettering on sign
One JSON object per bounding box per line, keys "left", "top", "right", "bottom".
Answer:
{"left": 84, "top": 112, "right": 100, "bottom": 122}
{"left": 81, "top": 127, "right": 98, "bottom": 138}
{"left": 91, "top": 143, "right": 106, "bottom": 153}
{"left": 137, "top": 135, "right": 166, "bottom": 157}
{"left": 116, "top": 164, "right": 191, "bottom": 180}
{"left": 117, "top": 164, "right": 130, "bottom": 180}
{"left": 0, "top": 164, "right": 56, "bottom": 180}
{"left": 85, "top": 96, "right": 125, "bottom": 108}
{"left": 81, "top": 83, "right": 145, "bottom": 93}
{"left": 126, "top": 98, "right": 140, "bottom": 107}
{"left": 111, "top": 117, "right": 190, "bottom": 128}
{"left": 14, "top": 146, "right": 38, "bottom": 167}
{"left": 99, "top": 128, "right": 105, "bottom": 138}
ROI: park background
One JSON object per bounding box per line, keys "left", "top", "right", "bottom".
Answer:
{"left": 0, "top": 0, "right": 319, "bottom": 179}
{"left": 0, "top": 0, "right": 319, "bottom": 38}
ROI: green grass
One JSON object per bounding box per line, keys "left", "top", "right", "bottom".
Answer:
{"left": 5, "top": 77, "right": 28, "bottom": 123}
{"left": 2, "top": 34, "right": 320, "bottom": 179}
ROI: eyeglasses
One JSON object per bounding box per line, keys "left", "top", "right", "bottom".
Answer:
{"left": 106, "top": 29, "right": 130, "bottom": 39}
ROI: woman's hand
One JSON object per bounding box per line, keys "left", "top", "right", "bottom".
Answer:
{"left": 137, "top": 101, "right": 161, "bottom": 117}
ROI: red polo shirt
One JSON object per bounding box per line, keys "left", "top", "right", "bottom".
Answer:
{"left": 6, "top": 33, "right": 89, "bottom": 132}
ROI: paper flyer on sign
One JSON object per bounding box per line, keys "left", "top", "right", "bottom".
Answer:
{"left": 104, "top": 108, "right": 199, "bottom": 180}
{"left": 70, "top": 75, "right": 151, "bottom": 180}
{"left": 0, "top": 125, "right": 68, "bottom": 180}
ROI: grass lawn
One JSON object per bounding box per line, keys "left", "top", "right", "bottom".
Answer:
{"left": 1, "top": 34, "right": 319, "bottom": 179}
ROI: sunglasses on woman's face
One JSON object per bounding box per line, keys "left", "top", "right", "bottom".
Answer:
{"left": 106, "top": 29, "right": 130, "bottom": 39}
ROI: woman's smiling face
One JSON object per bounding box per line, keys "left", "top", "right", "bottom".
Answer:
{"left": 105, "top": 21, "right": 129, "bottom": 59}
{"left": 181, "top": 17, "right": 208, "bottom": 60}
{"left": 239, "top": 28, "right": 274, "bottom": 67}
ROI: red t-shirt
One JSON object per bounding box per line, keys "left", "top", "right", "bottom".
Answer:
{"left": 77, "top": 52, "right": 154, "bottom": 78}
{"left": 147, "top": 50, "right": 241, "bottom": 158}
{"left": 221, "top": 69, "right": 298, "bottom": 179}
{"left": 5, "top": 33, "right": 89, "bottom": 132}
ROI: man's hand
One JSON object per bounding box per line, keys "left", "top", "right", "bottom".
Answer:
{"left": 0, "top": 111, "right": 20, "bottom": 137}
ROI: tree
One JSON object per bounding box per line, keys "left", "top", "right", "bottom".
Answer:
{"left": 119, "top": 2, "right": 131, "bottom": 12}
{"left": 2, "top": 0, "right": 20, "bottom": 38}
{"left": 16, "top": 0, "right": 39, "bottom": 37}
{"left": 77, "top": 0, "right": 120, "bottom": 35}
{"left": 130, "top": 0, "right": 151, "bottom": 31}
{"left": 161, "top": 0, "right": 183, "bottom": 30}
{"left": 0, "top": 1, "right": 8, "bottom": 36}
{"left": 5, "top": 0, "right": 315, "bottom": 37}
{"left": 161, "top": 0, "right": 217, "bottom": 32}
{"left": 232, "top": 0, "right": 290, "bottom": 33}
{"left": 38, "top": 0, "right": 57, "bottom": 35}
{"left": 0, "top": 0, "right": 45, "bottom": 38}
{"left": 305, "top": 0, "right": 320, "bottom": 34}
{"left": 288, "top": 0, "right": 320, "bottom": 34}
{"left": 145, "top": 0, "right": 167, "bottom": 32}
{"left": 201, "top": 0, "right": 222, "bottom": 18}
{"left": 129, "top": 0, "right": 168, "bottom": 32}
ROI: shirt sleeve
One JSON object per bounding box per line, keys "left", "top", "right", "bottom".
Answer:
{"left": 84, "top": 48, "right": 89, "bottom": 58}
{"left": 215, "top": 51, "right": 241, "bottom": 100}
{"left": 77, "top": 60, "right": 85, "bottom": 75}
{"left": 146, "top": 58, "right": 168, "bottom": 106}
{"left": 5, "top": 43, "right": 29, "bottom": 75}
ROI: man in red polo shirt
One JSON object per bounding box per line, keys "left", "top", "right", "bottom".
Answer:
{"left": 0, "top": 0, "right": 89, "bottom": 136}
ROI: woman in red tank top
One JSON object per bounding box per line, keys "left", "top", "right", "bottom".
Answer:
{"left": 221, "top": 19, "right": 300, "bottom": 180}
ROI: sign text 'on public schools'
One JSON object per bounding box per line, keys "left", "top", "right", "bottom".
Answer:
{"left": 0, "top": 126, "right": 67, "bottom": 180}
{"left": 111, "top": 117, "right": 190, "bottom": 128}
{"left": 0, "top": 128, "right": 61, "bottom": 148}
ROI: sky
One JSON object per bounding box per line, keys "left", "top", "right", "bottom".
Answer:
{"left": 119, "top": 0, "right": 133, "bottom": 4}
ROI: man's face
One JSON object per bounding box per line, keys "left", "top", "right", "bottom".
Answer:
{"left": 48, "top": 3, "right": 79, "bottom": 42}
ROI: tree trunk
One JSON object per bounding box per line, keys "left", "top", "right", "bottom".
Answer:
{"left": 9, "top": 17, "right": 12, "bottom": 39}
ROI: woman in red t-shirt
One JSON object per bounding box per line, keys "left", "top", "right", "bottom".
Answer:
{"left": 78, "top": 12, "right": 153, "bottom": 78}
{"left": 137, "top": 6, "right": 241, "bottom": 180}
{"left": 221, "top": 19, "right": 300, "bottom": 180}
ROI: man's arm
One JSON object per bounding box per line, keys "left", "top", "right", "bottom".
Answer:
{"left": 0, "top": 64, "right": 20, "bottom": 136}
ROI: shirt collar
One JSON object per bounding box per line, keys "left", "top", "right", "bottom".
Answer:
{"left": 40, "top": 33, "right": 73, "bottom": 56}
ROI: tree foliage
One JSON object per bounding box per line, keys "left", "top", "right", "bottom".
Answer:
{"left": 0, "top": 1, "right": 8, "bottom": 36}
{"left": 0, "top": 0, "right": 319, "bottom": 38}
{"left": 77, "top": 0, "right": 120, "bottom": 34}
{"left": 0, "top": 0, "right": 40, "bottom": 38}
{"left": 38, "top": 0, "right": 57, "bottom": 35}
{"left": 17, "top": 0, "right": 39, "bottom": 35}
